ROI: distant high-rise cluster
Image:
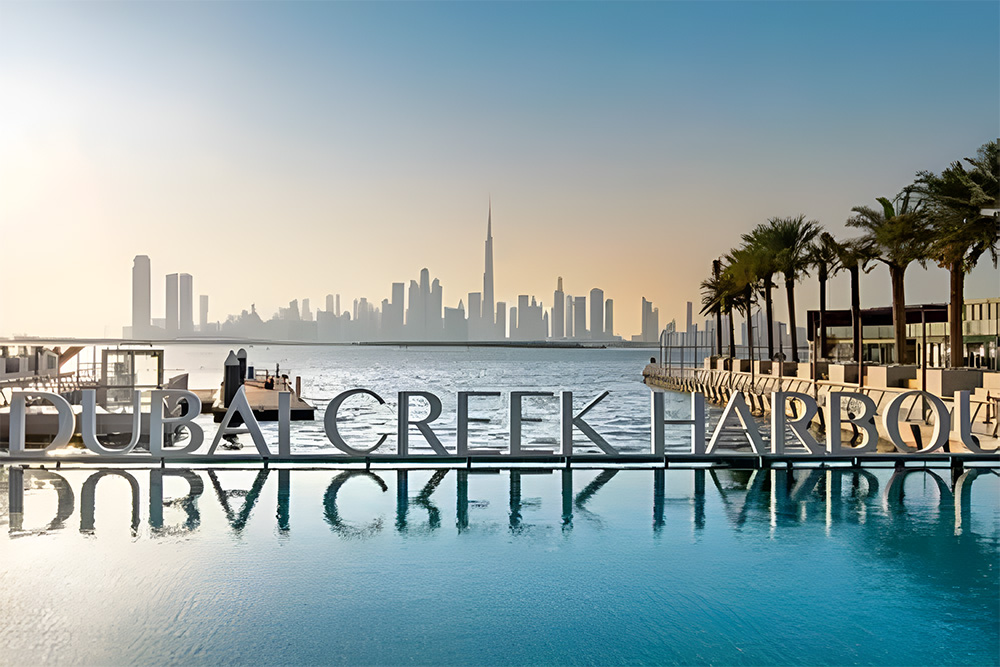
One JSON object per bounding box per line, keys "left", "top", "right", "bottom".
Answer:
{"left": 127, "top": 204, "right": 658, "bottom": 343}
{"left": 128, "top": 257, "right": 211, "bottom": 339}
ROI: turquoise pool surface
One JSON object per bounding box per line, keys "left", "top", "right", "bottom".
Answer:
{"left": 1, "top": 464, "right": 996, "bottom": 665}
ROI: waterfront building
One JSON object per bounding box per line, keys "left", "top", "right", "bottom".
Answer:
{"left": 807, "top": 298, "right": 1000, "bottom": 370}
{"left": 131, "top": 255, "right": 151, "bottom": 339}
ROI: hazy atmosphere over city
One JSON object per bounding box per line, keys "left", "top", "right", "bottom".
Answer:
{"left": 1, "top": 1, "right": 997, "bottom": 338}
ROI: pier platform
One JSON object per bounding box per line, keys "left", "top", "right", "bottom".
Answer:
{"left": 210, "top": 378, "right": 314, "bottom": 422}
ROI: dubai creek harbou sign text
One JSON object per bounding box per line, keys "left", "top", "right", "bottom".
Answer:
{"left": 3, "top": 386, "right": 996, "bottom": 459}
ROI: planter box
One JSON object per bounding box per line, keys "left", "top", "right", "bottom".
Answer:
{"left": 770, "top": 362, "right": 798, "bottom": 376}
{"left": 829, "top": 364, "right": 859, "bottom": 384}
{"left": 924, "top": 368, "right": 983, "bottom": 397}
{"left": 981, "top": 371, "right": 1000, "bottom": 392}
{"left": 867, "top": 365, "right": 917, "bottom": 389}
{"left": 798, "top": 361, "right": 830, "bottom": 380}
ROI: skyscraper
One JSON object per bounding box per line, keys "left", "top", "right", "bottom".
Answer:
{"left": 165, "top": 273, "right": 179, "bottom": 334}
{"left": 565, "top": 294, "right": 574, "bottom": 338}
{"left": 604, "top": 299, "right": 614, "bottom": 339}
{"left": 552, "top": 277, "right": 565, "bottom": 339}
{"left": 483, "top": 200, "right": 494, "bottom": 328}
{"left": 131, "top": 255, "right": 150, "bottom": 338}
{"left": 179, "top": 273, "right": 193, "bottom": 333}
{"left": 573, "top": 296, "right": 587, "bottom": 340}
{"left": 199, "top": 295, "right": 209, "bottom": 331}
{"left": 641, "top": 297, "right": 659, "bottom": 343}
{"left": 430, "top": 278, "right": 443, "bottom": 334}
{"left": 590, "top": 288, "right": 604, "bottom": 340}
{"left": 496, "top": 302, "right": 507, "bottom": 339}
{"left": 468, "top": 292, "right": 483, "bottom": 339}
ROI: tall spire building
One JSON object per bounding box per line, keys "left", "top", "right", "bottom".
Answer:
{"left": 483, "top": 200, "right": 495, "bottom": 330}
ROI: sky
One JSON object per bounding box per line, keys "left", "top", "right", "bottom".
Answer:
{"left": 0, "top": 1, "right": 997, "bottom": 338}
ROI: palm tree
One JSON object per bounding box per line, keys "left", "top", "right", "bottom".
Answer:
{"left": 847, "top": 190, "right": 930, "bottom": 365}
{"left": 809, "top": 231, "right": 842, "bottom": 361}
{"left": 739, "top": 225, "right": 780, "bottom": 359}
{"left": 700, "top": 269, "right": 739, "bottom": 361}
{"left": 916, "top": 140, "right": 1000, "bottom": 367}
{"left": 764, "top": 215, "right": 820, "bottom": 363}
{"left": 833, "top": 239, "right": 876, "bottom": 383}
{"left": 725, "top": 246, "right": 763, "bottom": 366}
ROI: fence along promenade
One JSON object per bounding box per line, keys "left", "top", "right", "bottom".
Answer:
{"left": 643, "top": 362, "right": 1000, "bottom": 459}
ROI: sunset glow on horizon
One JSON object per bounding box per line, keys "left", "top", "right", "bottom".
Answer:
{"left": 1, "top": 1, "right": 997, "bottom": 338}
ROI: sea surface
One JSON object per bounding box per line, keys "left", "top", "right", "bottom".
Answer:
{"left": 164, "top": 344, "right": 691, "bottom": 454}
{"left": 1, "top": 346, "right": 997, "bottom": 665}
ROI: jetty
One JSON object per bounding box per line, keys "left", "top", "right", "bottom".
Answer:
{"left": 211, "top": 348, "right": 314, "bottom": 422}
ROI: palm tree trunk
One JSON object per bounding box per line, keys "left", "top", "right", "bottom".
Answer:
{"left": 850, "top": 265, "right": 862, "bottom": 385}
{"left": 785, "top": 277, "right": 800, "bottom": 363}
{"left": 727, "top": 308, "right": 736, "bottom": 360}
{"left": 949, "top": 261, "right": 964, "bottom": 367}
{"left": 818, "top": 267, "right": 827, "bottom": 360}
{"left": 764, "top": 279, "right": 774, "bottom": 359}
{"left": 890, "top": 265, "right": 908, "bottom": 364}
{"left": 744, "top": 284, "right": 754, "bottom": 368}
{"left": 713, "top": 260, "right": 723, "bottom": 357}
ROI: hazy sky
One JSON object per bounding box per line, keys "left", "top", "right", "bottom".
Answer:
{"left": 1, "top": 1, "right": 997, "bottom": 338}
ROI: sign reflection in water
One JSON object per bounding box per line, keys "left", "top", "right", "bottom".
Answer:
{"left": 3, "top": 465, "right": 995, "bottom": 539}
{"left": 2, "top": 463, "right": 997, "bottom": 666}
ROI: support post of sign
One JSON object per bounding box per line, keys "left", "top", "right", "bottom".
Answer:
{"left": 950, "top": 456, "right": 964, "bottom": 478}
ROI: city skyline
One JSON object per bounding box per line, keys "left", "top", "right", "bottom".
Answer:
{"left": 127, "top": 207, "right": 642, "bottom": 342}
{"left": 1, "top": 2, "right": 998, "bottom": 338}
